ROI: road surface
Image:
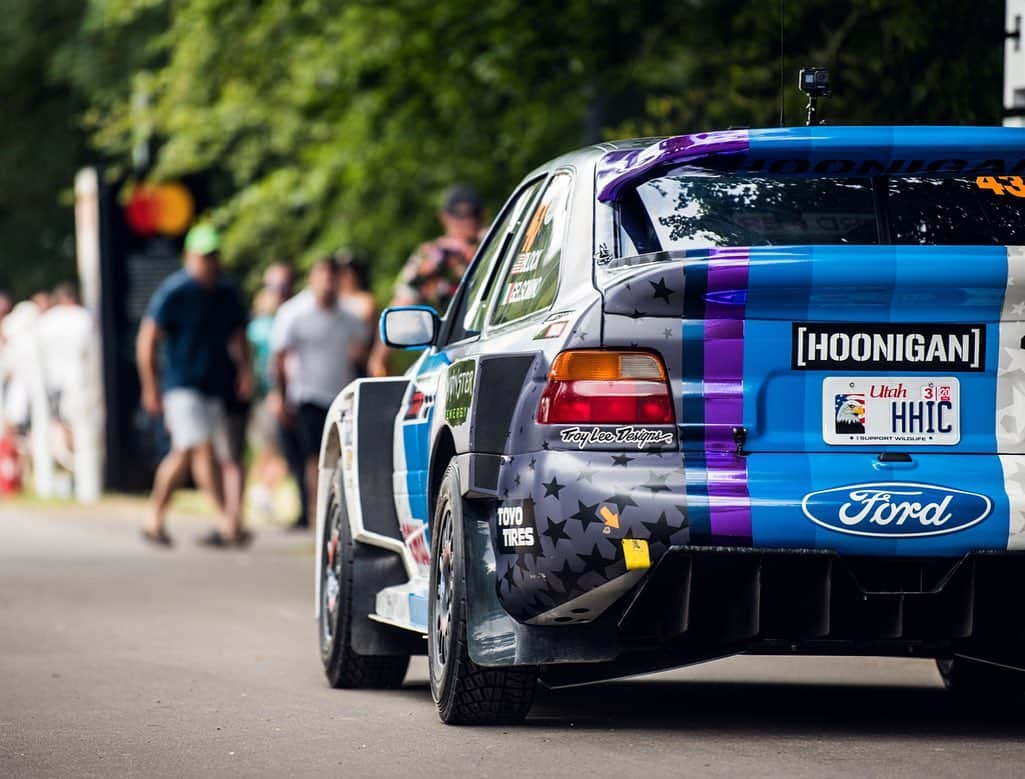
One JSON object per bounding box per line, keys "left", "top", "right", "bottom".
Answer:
{"left": 1, "top": 504, "right": 1024, "bottom": 778}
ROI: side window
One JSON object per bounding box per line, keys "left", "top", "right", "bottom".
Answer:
{"left": 446, "top": 179, "right": 542, "bottom": 342}
{"left": 490, "top": 172, "right": 572, "bottom": 327}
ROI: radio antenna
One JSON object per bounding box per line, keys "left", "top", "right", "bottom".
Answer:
{"left": 778, "top": 0, "right": 785, "bottom": 126}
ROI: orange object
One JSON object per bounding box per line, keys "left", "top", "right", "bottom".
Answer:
{"left": 600, "top": 506, "right": 620, "bottom": 529}
{"left": 547, "top": 350, "right": 667, "bottom": 381}
{"left": 124, "top": 183, "right": 195, "bottom": 237}
{"left": 152, "top": 184, "right": 194, "bottom": 234}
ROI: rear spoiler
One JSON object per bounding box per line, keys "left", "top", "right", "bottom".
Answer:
{"left": 596, "top": 126, "right": 1025, "bottom": 203}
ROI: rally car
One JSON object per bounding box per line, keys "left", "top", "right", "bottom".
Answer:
{"left": 316, "top": 126, "right": 1025, "bottom": 724}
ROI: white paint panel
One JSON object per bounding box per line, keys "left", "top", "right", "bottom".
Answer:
{"left": 999, "top": 454, "right": 1025, "bottom": 549}
{"left": 996, "top": 247, "right": 1025, "bottom": 454}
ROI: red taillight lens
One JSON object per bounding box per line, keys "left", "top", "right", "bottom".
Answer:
{"left": 537, "top": 351, "right": 676, "bottom": 425}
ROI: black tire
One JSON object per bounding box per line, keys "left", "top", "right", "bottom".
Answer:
{"left": 319, "top": 469, "right": 409, "bottom": 689}
{"left": 428, "top": 464, "right": 537, "bottom": 725}
{"left": 936, "top": 657, "right": 1025, "bottom": 699}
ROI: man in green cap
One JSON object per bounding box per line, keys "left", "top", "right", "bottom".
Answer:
{"left": 136, "top": 223, "right": 253, "bottom": 547}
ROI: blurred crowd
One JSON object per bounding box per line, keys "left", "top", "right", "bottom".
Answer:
{"left": 137, "top": 183, "right": 484, "bottom": 548}
{"left": 0, "top": 184, "right": 484, "bottom": 548}
{"left": 0, "top": 284, "right": 103, "bottom": 502}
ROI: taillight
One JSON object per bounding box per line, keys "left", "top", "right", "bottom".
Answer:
{"left": 537, "top": 350, "right": 676, "bottom": 425}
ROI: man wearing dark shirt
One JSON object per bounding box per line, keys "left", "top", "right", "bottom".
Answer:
{"left": 136, "top": 224, "right": 253, "bottom": 546}
{"left": 367, "top": 184, "right": 483, "bottom": 377}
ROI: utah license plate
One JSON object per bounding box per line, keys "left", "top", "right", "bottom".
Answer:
{"left": 822, "top": 377, "right": 960, "bottom": 446}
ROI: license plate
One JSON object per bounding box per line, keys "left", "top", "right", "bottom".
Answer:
{"left": 821, "top": 377, "right": 960, "bottom": 446}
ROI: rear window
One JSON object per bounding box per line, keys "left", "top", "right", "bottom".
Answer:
{"left": 620, "top": 173, "right": 1025, "bottom": 254}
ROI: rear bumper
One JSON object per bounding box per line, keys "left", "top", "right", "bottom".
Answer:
{"left": 619, "top": 546, "right": 1025, "bottom": 648}
{"left": 479, "top": 449, "right": 1025, "bottom": 626}
{"left": 465, "top": 531, "right": 1025, "bottom": 684}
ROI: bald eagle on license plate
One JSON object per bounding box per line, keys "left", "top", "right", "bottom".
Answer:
{"left": 835, "top": 393, "right": 866, "bottom": 434}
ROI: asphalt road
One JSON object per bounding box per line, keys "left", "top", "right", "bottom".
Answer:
{"left": 2, "top": 505, "right": 1025, "bottom": 778}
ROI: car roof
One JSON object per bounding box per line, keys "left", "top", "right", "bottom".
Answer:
{"left": 589, "top": 126, "right": 1025, "bottom": 202}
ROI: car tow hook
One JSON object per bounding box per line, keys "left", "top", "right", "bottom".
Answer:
{"left": 732, "top": 426, "right": 749, "bottom": 457}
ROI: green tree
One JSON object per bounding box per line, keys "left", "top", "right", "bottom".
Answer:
{"left": 0, "top": 1, "right": 88, "bottom": 299}
{"left": 87, "top": 0, "right": 670, "bottom": 293}
{"left": 0, "top": 0, "right": 1007, "bottom": 300}
{"left": 611, "top": 0, "right": 1004, "bottom": 137}
{"left": 0, "top": 0, "right": 166, "bottom": 300}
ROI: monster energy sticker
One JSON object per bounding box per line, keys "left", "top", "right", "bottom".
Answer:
{"left": 444, "top": 359, "right": 475, "bottom": 425}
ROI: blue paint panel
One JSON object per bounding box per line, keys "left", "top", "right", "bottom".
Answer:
{"left": 418, "top": 351, "right": 452, "bottom": 374}
{"left": 746, "top": 126, "right": 1025, "bottom": 166}
{"left": 739, "top": 246, "right": 1007, "bottom": 323}
{"left": 736, "top": 242, "right": 1011, "bottom": 554}
{"left": 809, "top": 245, "right": 895, "bottom": 322}
{"left": 737, "top": 245, "right": 1006, "bottom": 455}
{"left": 747, "top": 453, "right": 1009, "bottom": 556}
{"left": 408, "top": 592, "right": 428, "bottom": 629}
{"left": 748, "top": 126, "right": 895, "bottom": 162}
{"left": 744, "top": 247, "right": 813, "bottom": 452}
{"left": 888, "top": 245, "right": 1006, "bottom": 323}
{"left": 743, "top": 246, "right": 814, "bottom": 320}
{"left": 398, "top": 350, "right": 451, "bottom": 539}
{"left": 402, "top": 417, "right": 432, "bottom": 524}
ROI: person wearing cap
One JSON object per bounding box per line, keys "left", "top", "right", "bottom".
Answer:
{"left": 367, "top": 184, "right": 484, "bottom": 377}
{"left": 136, "top": 223, "right": 253, "bottom": 547}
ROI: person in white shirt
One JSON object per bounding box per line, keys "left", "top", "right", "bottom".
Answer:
{"left": 1, "top": 300, "right": 49, "bottom": 494}
{"left": 36, "top": 283, "right": 104, "bottom": 502}
{"left": 0, "top": 290, "right": 12, "bottom": 420}
{"left": 269, "top": 258, "right": 368, "bottom": 529}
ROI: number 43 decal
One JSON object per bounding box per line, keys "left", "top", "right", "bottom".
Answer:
{"left": 975, "top": 176, "right": 1025, "bottom": 197}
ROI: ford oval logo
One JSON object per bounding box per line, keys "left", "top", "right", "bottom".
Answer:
{"left": 801, "top": 482, "right": 992, "bottom": 538}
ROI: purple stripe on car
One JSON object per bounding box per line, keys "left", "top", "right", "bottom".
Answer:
{"left": 703, "top": 249, "right": 752, "bottom": 541}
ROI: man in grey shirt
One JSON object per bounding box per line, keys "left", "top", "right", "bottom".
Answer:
{"left": 269, "top": 258, "right": 368, "bottom": 528}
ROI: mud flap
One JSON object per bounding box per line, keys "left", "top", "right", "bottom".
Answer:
{"left": 462, "top": 496, "right": 623, "bottom": 668}
{"left": 350, "top": 541, "right": 426, "bottom": 657}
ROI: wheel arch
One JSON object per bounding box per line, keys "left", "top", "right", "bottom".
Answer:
{"left": 320, "top": 418, "right": 342, "bottom": 472}
{"left": 428, "top": 425, "right": 458, "bottom": 529}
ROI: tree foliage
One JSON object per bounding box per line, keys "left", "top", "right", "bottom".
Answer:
{"left": 0, "top": 0, "right": 1007, "bottom": 299}
{"left": 0, "top": 0, "right": 164, "bottom": 299}
{"left": 0, "top": 1, "right": 88, "bottom": 298}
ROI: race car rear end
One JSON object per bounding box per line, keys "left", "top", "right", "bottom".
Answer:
{"left": 318, "top": 127, "right": 1025, "bottom": 724}
{"left": 480, "top": 128, "right": 1025, "bottom": 692}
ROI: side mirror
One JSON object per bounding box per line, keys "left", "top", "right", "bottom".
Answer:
{"left": 380, "top": 306, "right": 440, "bottom": 350}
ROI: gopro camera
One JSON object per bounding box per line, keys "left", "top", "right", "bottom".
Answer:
{"left": 798, "top": 67, "right": 831, "bottom": 98}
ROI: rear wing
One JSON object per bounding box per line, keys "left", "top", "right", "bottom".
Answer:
{"left": 596, "top": 126, "right": 1025, "bottom": 203}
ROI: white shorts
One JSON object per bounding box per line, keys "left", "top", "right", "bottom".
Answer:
{"left": 162, "top": 389, "right": 231, "bottom": 461}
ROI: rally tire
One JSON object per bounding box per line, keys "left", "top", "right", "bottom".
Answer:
{"left": 428, "top": 464, "right": 537, "bottom": 725}
{"left": 319, "top": 469, "right": 409, "bottom": 689}
{"left": 936, "top": 657, "right": 1025, "bottom": 700}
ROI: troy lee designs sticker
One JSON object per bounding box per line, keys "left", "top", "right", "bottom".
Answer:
{"left": 559, "top": 425, "right": 675, "bottom": 450}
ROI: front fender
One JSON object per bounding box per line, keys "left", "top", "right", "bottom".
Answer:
{"left": 314, "top": 378, "right": 413, "bottom": 619}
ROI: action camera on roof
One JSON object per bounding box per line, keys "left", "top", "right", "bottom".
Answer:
{"left": 799, "top": 67, "right": 831, "bottom": 98}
